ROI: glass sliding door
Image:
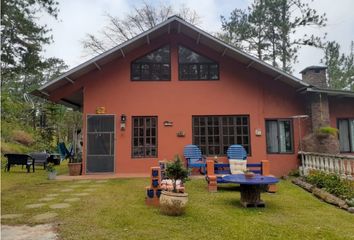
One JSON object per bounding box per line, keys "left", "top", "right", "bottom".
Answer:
{"left": 86, "top": 115, "right": 115, "bottom": 173}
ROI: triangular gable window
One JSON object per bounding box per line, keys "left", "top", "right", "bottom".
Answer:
{"left": 179, "top": 46, "right": 219, "bottom": 80}
{"left": 131, "top": 45, "right": 170, "bottom": 81}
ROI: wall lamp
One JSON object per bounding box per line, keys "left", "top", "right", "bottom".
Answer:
{"left": 120, "top": 114, "right": 126, "bottom": 131}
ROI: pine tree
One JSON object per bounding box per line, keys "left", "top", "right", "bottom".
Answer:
{"left": 220, "top": 0, "right": 327, "bottom": 73}
{"left": 322, "top": 41, "right": 354, "bottom": 91}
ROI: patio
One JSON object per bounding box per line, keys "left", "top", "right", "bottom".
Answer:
{"left": 2, "top": 163, "right": 354, "bottom": 240}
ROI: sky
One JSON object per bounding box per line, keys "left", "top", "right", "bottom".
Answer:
{"left": 40, "top": 0, "right": 354, "bottom": 78}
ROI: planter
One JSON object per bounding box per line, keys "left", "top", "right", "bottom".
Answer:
{"left": 48, "top": 171, "right": 57, "bottom": 180}
{"left": 159, "top": 190, "right": 188, "bottom": 216}
{"left": 68, "top": 162, "right": 82, "bottom": 176}
{"left": 245, "top": 173, "right": 255, "bottom": 179}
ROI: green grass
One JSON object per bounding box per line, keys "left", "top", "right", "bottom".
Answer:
{"left": 2, "top": 164, "right": 354, "bottom": 240}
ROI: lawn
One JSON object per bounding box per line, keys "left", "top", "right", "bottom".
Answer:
{"left": 1, "top": 163, "right": 354, "bottom": 240}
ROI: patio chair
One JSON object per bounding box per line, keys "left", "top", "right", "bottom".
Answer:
{"left": 183, "top": 144, "right": 206, "bottom": 174}
{"left": 29, "top": 152, "right": 50, "bottom": 169}
{"left": 211, "top": 144, "right": 263, "bottom": 183}
{"left": 3, "top": 154, "right": 35, "bottom": 173}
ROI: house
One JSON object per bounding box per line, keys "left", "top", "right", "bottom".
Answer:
{"left": 32, "top": 16, "right": 354, "bottom": 177}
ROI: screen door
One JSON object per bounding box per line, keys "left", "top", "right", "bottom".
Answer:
{"left": 86, "top": 115, "right": 115, "bottom": 173}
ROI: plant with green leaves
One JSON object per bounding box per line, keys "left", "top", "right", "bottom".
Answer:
{"left": 165, "top": 155, "right": 189, "bottom": 193}
{"left": 316, "top": 126, "right": 338, "bottom": 137}
{"left": 46, "top": 163, "right": 56, "bottom": 173}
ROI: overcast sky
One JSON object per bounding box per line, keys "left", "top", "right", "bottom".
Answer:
{"left": 41, "top": 0, "right": 354, "bottom": 78}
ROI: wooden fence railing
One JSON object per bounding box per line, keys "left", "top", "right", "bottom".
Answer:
{"left": 298, "top": 151, "right": 354, "bottom": 179}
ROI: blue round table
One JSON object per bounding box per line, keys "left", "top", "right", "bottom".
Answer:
{"left": 222, "top": 174, "right": 279, "bottom": 208}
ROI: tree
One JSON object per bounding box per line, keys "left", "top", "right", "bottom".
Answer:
{"left": 1, "top": 0, "right": 81, "bottom": 151}
{"left": 220, "top": 0, "right": 327, "bottom": 73}
{"left": 321, "top": 41, "right": 354, "bottom": 91}
{"left": 1, "top": 0, "right": 59, "bottom": 80}
{"left": 82, "top": 2, "right": 200, "bottom": 56}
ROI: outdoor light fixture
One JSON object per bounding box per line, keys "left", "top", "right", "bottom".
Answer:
{"left": 120, "top": 114, "right": 126, "bottom": 131}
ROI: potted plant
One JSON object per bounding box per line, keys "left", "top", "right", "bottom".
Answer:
{"left": 68, "top": 153, "right": 82, "bottom": 176}
{"left": 159, "top": 155, "right": 190, "bottom": 216}
{"left": 47, "top": 163, "right": 57, "bottom": 180}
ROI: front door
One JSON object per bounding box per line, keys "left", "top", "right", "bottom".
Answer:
{"left": 86, "top": 115, "right": 115, "bottom": 173}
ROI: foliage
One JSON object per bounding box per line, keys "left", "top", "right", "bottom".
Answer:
{"left": 165, "top": 155, "right": 189, "bottom": 193}
{"left": 46, "top": 163, "right": 56, "bottom": 173}
{"left": 347, "top": 198, "right": 354, "bottom": 207}
{"left": 305, "top": 170, "right": 354, "bottom": 200}
{"left": 1, "top": 141, "right": 31, "bottom": 154}
{"left": 316, "top": 126, "right": 338, "bottom": 137}
{"left": 321, "top": 41, "right": 354, "bottom": 91}
{"left": 288, "top": 169, "right": 300, "bottom": 177}
{"left": 1, "top": 0, "right": 80, "bottom": 154}
{"left": 1, "top": 0, "right": 59, "bottom": 79}
{"left": 11, "top": 130, "right": 35, "bottom": 146}
{"left": 220, "top": 0, "right": 327, "bottom": 73}
{"left": 82, "top": 2, "right": 200, "bottom": 56}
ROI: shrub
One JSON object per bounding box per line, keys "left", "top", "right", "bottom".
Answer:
{"left": 306, "top": 170, "right": 354, "bottom": 200}
{"left": 11, "top": 130, "right": 34, "bottom": 146}
{"left": 288, "top": 169, "right": 300, "bottom": 177}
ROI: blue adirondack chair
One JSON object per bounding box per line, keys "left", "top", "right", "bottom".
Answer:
{"left": 183, "top": 144, "right": 206, "bottom": 174}
{"left": 227, "top": 144, "right": 247, "bottom": 160}
{"left": 207, "top": 145, "right": 266, "bottom": 184}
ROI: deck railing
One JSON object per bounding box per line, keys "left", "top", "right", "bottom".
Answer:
{"left": 298, "top": 151, "right": 354, "bottom": 179}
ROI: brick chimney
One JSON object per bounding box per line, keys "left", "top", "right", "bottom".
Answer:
{"left": 300, "top": 66, "right": 328, "bottom": 88}
{"left": 300, "top": 65, "right": 340, "bottom": 154}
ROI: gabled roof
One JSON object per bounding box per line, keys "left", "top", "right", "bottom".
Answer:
{"left": 33, "top": 15, "right": 354, "bottom": 108}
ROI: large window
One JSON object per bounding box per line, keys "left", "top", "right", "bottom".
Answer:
{"left": 266, "top": 119, "right": 293, "bottom": 153}
{"left": 131, "top": 45, "right": 170, "bottom": 81}
{"left": 193, "top": 116, "right": 250, "bottom": 156}
{"left": 179, "top": 46, "right": 219, "bottom": 80}
{"left": 338, "top": 119, "right": 354, "bottom": 153}
{"left": 132, "top": 116, "right": 157, "bottom": 158}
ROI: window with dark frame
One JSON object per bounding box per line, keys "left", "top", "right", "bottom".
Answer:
{"left": 266, "top": 119, "right": 293, "bottom": 153}
{"left": 338, "top": 119, "right": 354, "bottom": 153}
{"left": 132, "top": 116, "right": 157, "bottom": 158}
{"left": 131, "top": 45, "right": 170, "bottom": 81}
{"left": 192, "top": 116, "right": 250, "bottom": 156}
{"left": 179, "top": 46, "right": 219, "bottom": 80}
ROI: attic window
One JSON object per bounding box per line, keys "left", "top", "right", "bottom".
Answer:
{"left": 131, "top": 45, "right": 170, "bottom": 81}
{"left": 178, "top": 46, "right": 219, "bottom": 80}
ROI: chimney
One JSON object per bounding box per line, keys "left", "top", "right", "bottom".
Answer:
{"left": 300, "top": 66, "right": 328, "bottom": 88}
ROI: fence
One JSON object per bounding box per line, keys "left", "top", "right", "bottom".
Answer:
{"left": 299, "top": 151, "right": 354, "bottom": 179}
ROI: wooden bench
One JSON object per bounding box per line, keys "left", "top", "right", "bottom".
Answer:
{"left": 29, "top": 152, "right": 50, "bottom": 169}
{"left": 3, "top": 154, "right": 35, "bottom": 173}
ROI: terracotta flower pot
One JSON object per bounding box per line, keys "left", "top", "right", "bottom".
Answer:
{"left": 159, "top": 190, "right": 188, "bottom": 216}
{"left": 68, "top": 162, "right": 82, "bottom": 176}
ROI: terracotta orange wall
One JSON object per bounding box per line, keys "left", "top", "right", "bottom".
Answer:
{"left": 329, "top": 97, "right": 354, "bottom": 126}
{"left": 50, "top": 33, "right": 316, "bottom": 176}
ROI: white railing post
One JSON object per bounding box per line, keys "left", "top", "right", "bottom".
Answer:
{"left": 298, "top": 151, "right": 354, "bottom": 179}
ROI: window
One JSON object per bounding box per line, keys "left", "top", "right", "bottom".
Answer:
{"left": 131, "top": 45, "right": 170, "bottom": 81}
{"left": 132, "top": 116, "right": 157, "bottom": 158}
{"left": 338, "top": 119, "right": 354, "bottom": 152}
{"left": 266, "top": 119, "right": 293, "bottom": 153}
{"left": 179, "top": 46, "right": 219, "bottom": 80}
{"left": 193, "top": 116, "right": 250, "bottom": 156}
